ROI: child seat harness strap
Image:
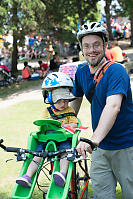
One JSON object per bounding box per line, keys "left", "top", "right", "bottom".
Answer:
{"left": 47, "top": 106, "right": 76, "bottom": 120}
{"left": 89, "top": 60, "right": 113, "bottom": 103}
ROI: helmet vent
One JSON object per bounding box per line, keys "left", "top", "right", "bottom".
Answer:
{"left": 97, "top": 24, "right": 101, "bottom": 28}
{"left": 84, "top": 24, "right": 88, "bottom": 30}
{"left": 52, "top": 74, "right": 58, "bottom": 78}
{"left": 47, "top": 77, "right": 52, "bottom": 80}
{"left": 90, "top": 22, "right": 96, "bottom": 29}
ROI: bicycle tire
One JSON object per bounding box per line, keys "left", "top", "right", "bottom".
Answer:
{"left": 35, "top": 161, "right": 54, "bottom": 198}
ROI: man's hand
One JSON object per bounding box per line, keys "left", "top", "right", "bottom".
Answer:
{"left": 76, "top": 141, "right": 92, "bottom": 158}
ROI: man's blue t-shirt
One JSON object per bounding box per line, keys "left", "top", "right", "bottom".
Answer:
{"left": 72, "top": 61, "right": 133, "bottom": 150}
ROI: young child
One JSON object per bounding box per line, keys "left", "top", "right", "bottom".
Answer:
{"left": 16, "top": 72, "right": 78, "bottom": 188}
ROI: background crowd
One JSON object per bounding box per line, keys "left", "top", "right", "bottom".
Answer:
{"left": 0, "top": 17, "right": 132, "bottom": 87}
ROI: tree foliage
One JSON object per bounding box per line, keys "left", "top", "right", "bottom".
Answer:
{"left": 39, "top": 0, "right": 100, "bottom": 42}
{"left": 0, "top": 0, "right": 101, "bottom": 73}
{"left": 0, "top": 0, "right": 46, "bottom": 73}
{"left": 1, "top": 0, "right": 132, "bottom": 74}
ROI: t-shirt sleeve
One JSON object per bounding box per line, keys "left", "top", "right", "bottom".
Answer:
{"left": 106, "top": 64, "right": 129, "bottom": 98}
{"left": 72, "top": 70, "right": 84, "bottom": 97}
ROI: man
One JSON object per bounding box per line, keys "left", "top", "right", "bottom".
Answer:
{"left": 71, "top": 22, "right": 133, "bottom": 199}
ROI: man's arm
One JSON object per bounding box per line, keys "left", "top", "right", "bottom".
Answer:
{"left": 76, "top": 93, "right": 124, "bottom": 156}
{"left": 70, "top": 97, "right": 83, "bottom": 116}
{"left": 91, "top": 93, "right": 123, "bottom": 145}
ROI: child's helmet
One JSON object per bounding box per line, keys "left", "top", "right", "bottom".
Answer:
{"left": 42, "top": 72, "right": 73, "bottom": 89}
{"left": 77, "top": 22, "right": 108, "bottom": 45}
{"left": 42, "top": 72, "right": 75, "bottom": 104}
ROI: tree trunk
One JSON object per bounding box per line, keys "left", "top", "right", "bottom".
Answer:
{"left": 11, "top": 30, "right": 18, "bottom": 74}
{"left": 130, "top": 8, "right": 133, "bottom": 46}
{"left": 104, "top": 0, "right": 113, "bottom": 40}
{"left": 11, "top": 1, "right": 19, "bottom": 75}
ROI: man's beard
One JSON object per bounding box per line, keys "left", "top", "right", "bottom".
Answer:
{"left": 85, "top": 52, "right": 105, "bottom": 67}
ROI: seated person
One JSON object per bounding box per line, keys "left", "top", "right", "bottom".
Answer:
{"left": 22, "top": 62, "right": 32, "bottom": 80}
{"left": 105, "top": 48, "right": 114, "bottom": 61}
{"left": 27, "top": 47, "right": 34, "bottom": 60}
{"left": 37, "top": 60, "right": 48, "bottom": 78}
{"left": 111, "top": 40, "right": 124, "bottom": 63}
{"left": 16, "top": 72, "right": 78, "bottom": 188}
{"left": 49, "top": 52, "right": 62, "bottom": 72}
{"left": 122, "top": 52, "right": 130, "bottom": 63}
{"left": 47, "top": 40, "right": 55, "bottom": 63}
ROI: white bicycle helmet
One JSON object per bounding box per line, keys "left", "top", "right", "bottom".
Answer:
{"left": 42, "top": 72, "right": 75, "bottom": 104}
{"left": 77, "top": 22, "right": 108, "bottom": 45}
{"left": 42, "top": 72, "right": 73, "bottom": 89}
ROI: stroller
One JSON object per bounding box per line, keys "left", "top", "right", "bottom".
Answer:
{"left": 0, "top": 65, "right": 16, "bottom": 87}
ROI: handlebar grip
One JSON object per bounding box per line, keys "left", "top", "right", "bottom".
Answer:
{"left": 0, "top": 139, "right": 3, "bottom": 144}
{"left": 6, "top": 147, "right": 21, "bottom": 152}
{"left": 80, "top": 137, "right": 97, "bottom": 150}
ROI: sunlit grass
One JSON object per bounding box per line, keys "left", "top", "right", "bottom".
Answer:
{"left": 0, "top": 79, "right": 43, "bottom": 99}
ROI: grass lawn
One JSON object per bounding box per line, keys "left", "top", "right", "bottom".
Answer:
{"left": 0, "top": 79, "right": 43, "bottom": 99}
{"left": 0, "top": 96, "right": 122, "bottom": 199}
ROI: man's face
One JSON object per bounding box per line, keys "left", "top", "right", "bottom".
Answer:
{"left": 82, "top": 34, "right": 105, "bottom": 66}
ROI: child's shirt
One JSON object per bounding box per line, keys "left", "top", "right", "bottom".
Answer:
{"left": 42, "top": 106, "right": 78, "bottom": 124}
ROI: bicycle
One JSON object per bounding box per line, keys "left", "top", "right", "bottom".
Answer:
{"left": 0, "top": 119, "right": 95, "bottom": 199}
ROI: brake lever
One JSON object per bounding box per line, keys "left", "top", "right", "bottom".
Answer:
{"left": 6, "top": 158, "right": 16, "bottom": 162}
{"left": 66, "top": 148, "right": 91, "bottom": 162}
{"left": 46, "top": 148, "right": 90, "bottom": 163}
{"left": 65, "top": 148, "right": 83, "bottom": 162}
{"left": 6, "top": 153, "right": 27, "bottom": 163}
{"left": 16, "top": 153, "right": 27, "bottom": 161}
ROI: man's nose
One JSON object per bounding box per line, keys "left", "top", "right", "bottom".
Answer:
{"left": 89, "top": 45, "right": 95, "bottom": 52}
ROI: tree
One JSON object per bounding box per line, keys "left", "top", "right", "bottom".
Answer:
{"left": 130, "top": 7, "right": 133, "bottom": 46}
{"left": 65, "top": 0, "right": 100, "bottom": 26}
{"left": 0, "top": 0, "right": 46, "bottom": 74}
{"left": 0, "top": 0, "right": 101, "bottom": 74}
{"left": 40, "top": 0, "right": 100, "bottom": 38}
{"left": 104, "top": 0, "right": 113, "bottom": 40}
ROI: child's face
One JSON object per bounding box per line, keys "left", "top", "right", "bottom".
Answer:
{"left": 54, "top": 100, "right": 69, "bottom": 111}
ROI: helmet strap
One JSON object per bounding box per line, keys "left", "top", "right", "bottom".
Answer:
{"left": 51, "top": 104, "right": 57, "bottom": 111}
{"left": 47, "top": 90, "right": 53, "bottom": 104}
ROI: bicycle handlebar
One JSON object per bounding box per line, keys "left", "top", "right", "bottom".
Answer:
{"left": 6, "top": 147, "right": 21, "bottom": 152}
{"left": 0, "top": 139, "right": 73, "bottom": 159}
{"left": 0, "top": 138, "right": 95, "bottom": 162}
{"left": 0, "top": 139, "right": 3, "bottom": 144}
